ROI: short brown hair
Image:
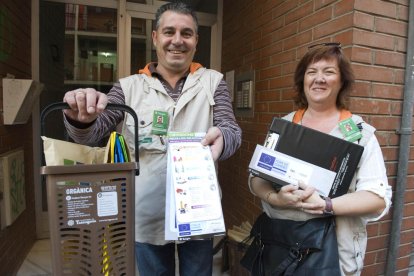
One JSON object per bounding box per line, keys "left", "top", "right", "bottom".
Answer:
{"left": 293, "top": 44, "right": 355, "bottom": 110}
{"left": 155, "top": 1, "right": 198, "bottom": 33}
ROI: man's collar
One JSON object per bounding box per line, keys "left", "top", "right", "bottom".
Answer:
{"left": 138, "top": 62, "right": 203, "bottom": 77}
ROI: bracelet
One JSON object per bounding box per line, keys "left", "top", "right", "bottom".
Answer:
{"left": 265, "top": 190, "right": 275, "bottom": 203}
{"left": 323, "top": 196, "right": 334, "bottom": 215}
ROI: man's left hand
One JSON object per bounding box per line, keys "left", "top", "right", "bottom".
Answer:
{"left": 201, "top": 127, "right": 224, "bottom": 161}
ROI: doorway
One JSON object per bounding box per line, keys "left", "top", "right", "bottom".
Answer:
{"left": 34, "top": 0, "right": 222, "bottom": 238}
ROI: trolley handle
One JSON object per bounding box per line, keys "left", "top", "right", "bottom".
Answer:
{"left": 40, "top": 102, "right": 139, "bottom": 175}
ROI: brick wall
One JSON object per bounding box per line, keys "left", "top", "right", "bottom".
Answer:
{"left": 0, "top": 0, "right": 37, "bottom": 275}
{"left": 219, "top": 0, "right": 412, "bottom": 274}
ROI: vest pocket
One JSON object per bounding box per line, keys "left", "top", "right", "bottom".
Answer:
{"left": 352, "top": 231, "right": 365, "bottom": 273}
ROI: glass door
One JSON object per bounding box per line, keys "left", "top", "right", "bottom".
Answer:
{"left": 64, "top": 4, "right": 118, "bottom": 93}
{"left": 37, "top": 0, "right": 119, "bottom": 238}
{"left": 123, "top": 0, "right": 220, "bottom": 76}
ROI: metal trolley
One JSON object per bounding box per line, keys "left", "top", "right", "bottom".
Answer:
{"left": 40, "top": 102, "right": 139, "bottom": 275}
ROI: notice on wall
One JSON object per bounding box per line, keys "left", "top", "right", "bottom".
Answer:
{"left": 0, "top": 148, "right": 26, "bottom": 228}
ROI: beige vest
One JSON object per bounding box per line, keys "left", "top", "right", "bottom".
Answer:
{"left": 119, "top": 67, "right": 223, "bottom": 244}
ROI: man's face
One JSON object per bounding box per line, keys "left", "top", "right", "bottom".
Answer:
{"left": 152, "top": 11, "right": 198, "bottom": 75}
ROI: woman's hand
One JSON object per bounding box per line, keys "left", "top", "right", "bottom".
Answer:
{"left": 268, "top": 184, "right": 316, "bottom": 209}
{"left": 297, "top": 183, "right": 325, "bottom": 214}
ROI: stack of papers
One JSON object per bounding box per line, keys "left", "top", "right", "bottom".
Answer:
{"left": 165, "top": 132, "right": 225, "bottom": 240}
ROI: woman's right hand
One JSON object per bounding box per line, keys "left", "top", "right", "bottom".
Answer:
{"left": 269, "top": 184, "right": 315, "bottom": 209}
{"left": 63, "top": 88, "right": 108, "bottom": 123}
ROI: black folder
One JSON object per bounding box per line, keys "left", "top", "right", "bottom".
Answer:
{"left": 257, "top": 118, "right": 364, "bottom": 198}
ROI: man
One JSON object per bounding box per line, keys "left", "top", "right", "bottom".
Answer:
{"left": 62, "top": 2, "right": 241, "bottom": 275}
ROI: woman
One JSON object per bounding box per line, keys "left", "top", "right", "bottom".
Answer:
{"left": 248, "top": 43, "right": 392, "bottom": 275}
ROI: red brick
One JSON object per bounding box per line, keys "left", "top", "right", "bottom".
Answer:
{"left": 350, "top": 46, "right": 373, "bottom": 64}
{"left": 400, "top": 230, "right": 414, "bottom": 244}
{"left": 379, "top": 220, "right": 392, "bottom": 235}
{"left": 394, "top": 69, "right": 405, "bottom": 84}
{"left": 281, "top": 61, "right": 297, "bottom": 75}
{"left": 376, "top": 17, "right": 407, "bottom": 37}
{"left": 367, "top": 222, "right": 380, "bottom": 236}
{"left": 353, "top": 29, "right": 395, "bottom": 50}
{"left": 314, "top": 0, "right": 336, "bottom": 10}
{"left": 299, "top": 6, "right": 332, "bottom": 32}
{"left": 256, "top": 80, "right": 270, "bottom": 92}
{"left": 273, "top": 21, "right": 299, "bottom": 41}
{"left": 395, "top": 37, "right": 407, "bottom": 52}
{"left": 269, "top": 76, "right": 294, "bottom": 90}
{"left": 352, "top": 81, "right": 372, "bottom": 97}
{"left": 260, "top": 43, "right": 283, "bottom": 59}
{"left": 272, "top": 0, "right": 300, "bottom": 19}
{"left": 285, "top": 1, "right": 313, "bottom": 25}
{"left": 283, "top": 30, "right": 313, "bottom": 51}
{"left": 259, "top": 66, "right": 282, "bottom": 81}
{"left": 314, "top": 13, "right": 354, "bottom": 38}
{"left": 391, "top": 0, "right": 409, "bottom": 6}
{"left": 254, "top": 34, "right": 275, "bottom": 52}
{"left": 352, "top": 64, "right": 394, "bottom": 82}
{"left": 361, "top": 263, "right": 385, "bottom": 275}
{"left": 353, "top": 12, "right": 375, "bottom": 30}
{"left": 397, "top": 4, "right": 409, "bottom": 21}
{"left": 334, "top": 29, "right": 354, "bottom": 46}
{"left": 369, "top": 116, "right": 401, "bottom": 131}
{"left": 364, "top": 251, "right": 376, "bottom": 265}
{"left": 382, "top": 147, "right": 399, "bottom": 161}
{"left": 367, "top": 235, "right": 389, "bottom": 251}
{"left": 257, "top": 90, "right": 280, "bottom": 101}
{"left": 260, "top": 17, "right": 284, "bottom": 35}
{"left": 269, "top": 101, "right": 296, "bottom": 113}
{"left": 396, "top": 255, "right": 411, "bottom": 271}
{"left": 270, "top": 49, "right": 297, "bottom": 66}
{"left": 354, "top": 0, "right": 397, "bottom": 19}
{"left": 334, "top": 0, "right": 354, "bottom": 16}
{"left": 372, "top": 84, "right": 403, "bottom": 100}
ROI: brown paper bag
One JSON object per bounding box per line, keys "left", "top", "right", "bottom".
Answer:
{"left": 42, "top": 136, "right": 106, "bottom": 166}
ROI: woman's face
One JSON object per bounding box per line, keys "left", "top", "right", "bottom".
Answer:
{"left": 303, "top": 58, "right": 342, "bottom": 108}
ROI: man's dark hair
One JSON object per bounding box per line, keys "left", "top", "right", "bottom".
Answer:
{"left": 155, "top": 1, "right": 199, "bottom": 33}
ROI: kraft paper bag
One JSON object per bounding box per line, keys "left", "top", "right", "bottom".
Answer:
{"left": 42, "top": 136, "right": 106, "bottom": 166}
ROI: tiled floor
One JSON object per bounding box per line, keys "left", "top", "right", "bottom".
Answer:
{"left": 17, "top": 238, "right": 230, "bottom": 276}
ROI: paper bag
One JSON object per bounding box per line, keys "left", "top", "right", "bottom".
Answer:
{"left": 42, "top": 136, "right": 106, "bottom": 166}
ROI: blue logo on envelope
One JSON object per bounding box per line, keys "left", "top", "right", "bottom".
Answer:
{"left": 258, "top": 153, "right": 275, "bottom": 171}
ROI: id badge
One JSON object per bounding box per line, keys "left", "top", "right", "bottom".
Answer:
{"left": 339, "top": 118, "right": 362, "bottom": 142}
{"left": 151, "top": 110, "right": 169, "bottom": 136}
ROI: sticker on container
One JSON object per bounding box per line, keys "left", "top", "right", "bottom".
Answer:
{"left": 97, "top": 191, "right": 118, "bottom": 217}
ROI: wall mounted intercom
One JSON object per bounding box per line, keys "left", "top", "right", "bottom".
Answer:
{"left": 236, "top": 80, "right": 253, "bottom": 109}
{"left": 234, "top": 70, "right": 255, "bottom": 117}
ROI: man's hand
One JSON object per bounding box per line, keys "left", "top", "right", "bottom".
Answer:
{"left": 63, "top": 88, "right": 108, "bottom": 123}
{"left": 201, "top": 127, "right": 224, "bottom": 161}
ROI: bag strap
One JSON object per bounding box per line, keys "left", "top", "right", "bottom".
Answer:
{"left": 271, "top": 246, "right": 310, "bottom": 276}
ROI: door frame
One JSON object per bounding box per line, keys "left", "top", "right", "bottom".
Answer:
{"left": 32, "top": 0, "right": 222, "bottom": 238}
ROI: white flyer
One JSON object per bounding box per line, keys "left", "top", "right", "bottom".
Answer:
{"left": 165, "top": 132, "right": 226, "bottom": 240}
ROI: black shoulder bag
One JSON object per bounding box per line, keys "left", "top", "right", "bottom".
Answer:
{"left": 240, "top": 212, "right": 340, "bottom": 276}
